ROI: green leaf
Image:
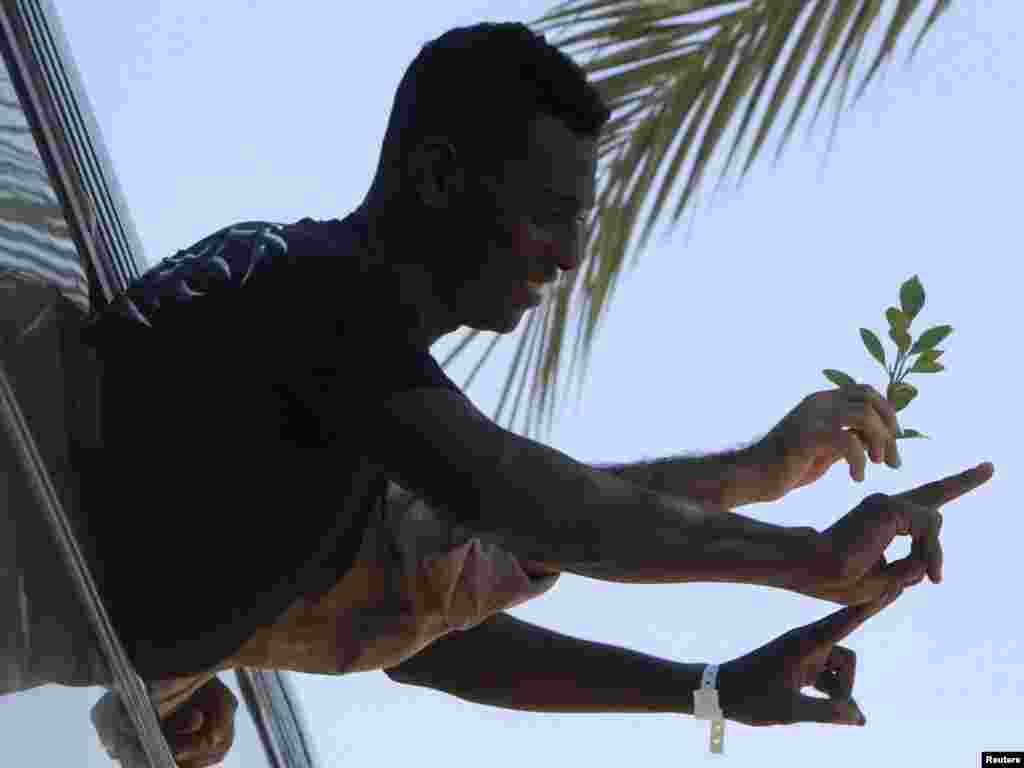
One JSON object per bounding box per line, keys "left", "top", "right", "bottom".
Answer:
{"left": 910, "top": 325, "right": 953, "bottom": 355}
{"left": 896, "top": 428, "right": 929, "bottom": 440}
{"left": 886, "top": 306, "right": 909, "bottom": 331}
{"left": 908, "top": 358, "right": 945, "bottom": 374}
{"left": 910, "top": 0, "right": 953, "bottom": 60}
{"left": 859, "top": 328, "right": 886, "bottom": 369}
{"left": 823, "top": 369, "right": 857, "bottom": 389}
{"left": 900, "top": 275, "right": 926, "bottom": 322}
{"left": 919, "top": 348, "right": 944, "bottom": 363}
{"left": 888, "top": 326, "right": 912, "bottom": 354}
{"left": 887, "top": 382, "right": 918, "bottom": 412}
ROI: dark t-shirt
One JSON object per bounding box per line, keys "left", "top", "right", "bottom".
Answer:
{"left": 81, "top": 212, "right": 462, "bottom": 680}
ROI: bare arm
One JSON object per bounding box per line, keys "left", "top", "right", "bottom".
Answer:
{"left": 595, "top": 442, "right": 769, "bottom": 511}
{"left": 379, "top": 389, "right": 824, "bottom": 591}
{"left": 385, "top": 611, "right": 705, "bottom": 715}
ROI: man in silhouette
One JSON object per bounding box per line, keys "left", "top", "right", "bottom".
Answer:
{"left": 79, "top": 22, "right": 992, "bottom": 768}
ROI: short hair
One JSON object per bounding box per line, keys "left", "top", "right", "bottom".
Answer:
{"left": 376, "top": 21, "right": 611, "bottom": 188}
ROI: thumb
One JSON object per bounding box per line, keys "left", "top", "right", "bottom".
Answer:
{"left": 168, "top": 706, "right": 204, "bottom": 735}
{"left": 791, "top": 693, "right": 867, "bottom": 727}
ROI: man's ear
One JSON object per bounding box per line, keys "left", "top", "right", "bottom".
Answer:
{"left": 408, "top": 138, "right": 463, "bottom": 209}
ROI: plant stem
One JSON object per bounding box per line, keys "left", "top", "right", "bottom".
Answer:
{"left": 897, "top": 350, "right": 913, "bottom": 382}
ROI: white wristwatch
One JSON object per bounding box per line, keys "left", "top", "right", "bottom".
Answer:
{"left": 692, "top": 663, "right": 725, "bottom": 754}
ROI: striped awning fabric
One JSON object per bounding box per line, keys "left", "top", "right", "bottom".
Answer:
{"left": 0, "top": 67, "right": 87, "bottom": 312}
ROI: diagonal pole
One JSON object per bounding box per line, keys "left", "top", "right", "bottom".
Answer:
{"left": 0, "top": 356, "right": 178, "bottom": 768}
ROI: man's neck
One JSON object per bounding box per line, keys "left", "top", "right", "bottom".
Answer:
{"left": 354, "top": 200, "right": 459, "bottom": 350}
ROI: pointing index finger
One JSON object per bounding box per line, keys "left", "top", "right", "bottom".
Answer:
{"left": 897, "top": 462, "right": 995, "bottom": 508}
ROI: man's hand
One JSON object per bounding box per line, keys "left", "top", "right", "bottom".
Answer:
{"left": 798, "top": 462, "right": 995, "bottom": 605}
{"left": 749, "top": 384, "right": 902, "bottom": 503}
{"left": 717, "top": 587, "right": 903, "bottom": 727}
{"left": 92, "top": 676, "right": 238, "bottom": 768}
{"left": 161, "top": 676, "right": 238, "bottom": 768}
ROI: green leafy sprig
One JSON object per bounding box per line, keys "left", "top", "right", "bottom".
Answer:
{"left": 823, "top": 275, "right": 952, "bottom": 442}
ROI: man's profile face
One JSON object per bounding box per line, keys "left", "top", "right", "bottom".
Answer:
{"left": 449, "top": 114, "right": 598, "bottom": 334}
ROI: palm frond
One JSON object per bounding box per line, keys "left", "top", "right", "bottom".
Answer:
{"left": 441, "top": 0, "right": 953, "bottom": 441}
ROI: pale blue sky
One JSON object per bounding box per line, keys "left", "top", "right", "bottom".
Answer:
{"left": 5, "top": 1, "right": 1019, "bottom": 766}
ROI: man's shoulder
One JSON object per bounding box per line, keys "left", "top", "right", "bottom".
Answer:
{"left": 133, "top": 216, "right": 354, "bottom": 301}
{"left": 85, "top": 215, "right": 362, "bottom": 341}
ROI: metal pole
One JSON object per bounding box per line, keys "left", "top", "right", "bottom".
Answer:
{"left": 0, "top": 356, "right": 177, "bottom": 768}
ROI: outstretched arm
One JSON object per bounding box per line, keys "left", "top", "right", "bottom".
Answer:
{"left": 384, "top": 611, "right": 704, "bottom": 715}
{"left": 384, "top": 479, "right": 817, "bottom": 587}
{"left": 381, "top": 389, "right": 822, "bottom": 592}
{"left": 386, "top": 595, "right": 903, "bottom": 729}
{"left": 597, "top": 384, "right": 905, "bottom": 510}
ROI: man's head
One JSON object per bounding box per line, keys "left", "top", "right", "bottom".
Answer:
{"left": 361, "top": 22, "right": 609, "bottom": 339}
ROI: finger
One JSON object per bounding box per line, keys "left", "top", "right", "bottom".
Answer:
{"left": 897, "top": 462, "right": 995, "bottom": 508}
{"left": 791, "top": 692, "right": 866, "bottom": 726}
{"left": 854, "top": 384, "right": 901, "bottom": 467}
{"left": 875, "top": 497, "right": 943, "bottom": 584}
{"left": 838, "top": 558, "right": 921, "bottom": 606}
{"left": 814, "top": 666, "right": 844, "bottom": 699}
{"left": 823, "top": 645, "right": 857, "bottom": 701}
{"left": 840, "top": 429, "right": 867, "bottom": 482}
{"left": 894, "top": 502, "right": 944, "bottom": 583}
{"left": 179, "top": 748, "right": 230, "bottom": 768}
{"left": 840, "top": 398, "right": 890, "bottom": 464}
{"left": 176, "top": 736, "right": 228, "bottom": 768}
{"left": 176, "top": 708, "right": 205, "bottom": 736}
{"left": 853, "top": 384, "right": 899, "bottom": 432}
{"left": 174, "top": 741, "right": 202, "bottom": 765}
{"left": 811, "top": 587, "right": 904, "bottom": 645}
{"left": 172, "top": 716, "right": 225, "bottom": 754}
{"left": 883, "top": 556, "right": 928, "bottom": 591}
{"left": 916, "top": 508, "right": 943, "bottom": 583}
